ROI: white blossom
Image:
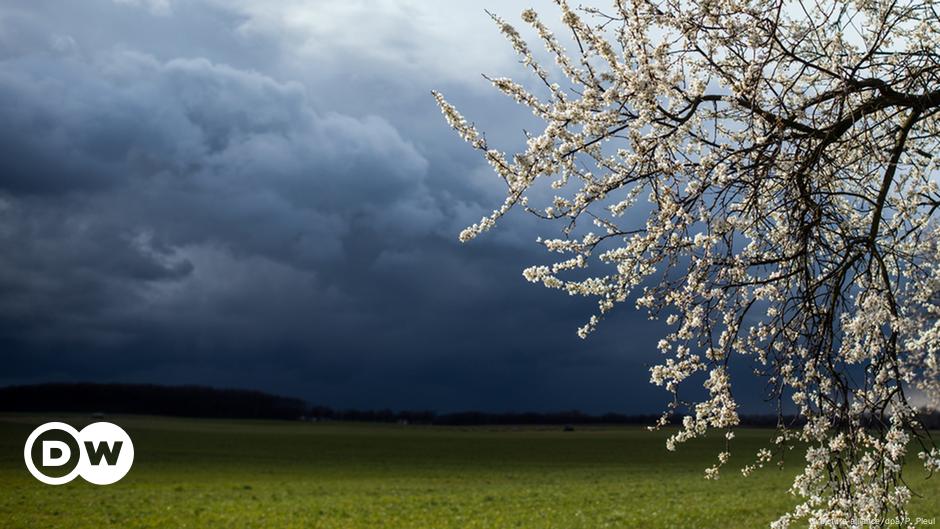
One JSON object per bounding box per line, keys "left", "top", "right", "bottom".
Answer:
{"left": 436, "top": 1, "right": 940, "bottom": 525}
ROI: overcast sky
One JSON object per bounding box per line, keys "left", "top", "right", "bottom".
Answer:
{"left": 0, "top": 0, "right": 765, "bottom": 413}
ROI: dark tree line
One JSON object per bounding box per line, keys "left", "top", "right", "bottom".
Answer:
{"left": 0, "top": 383, "right": 307, "bottom": 420}
{"left": 3, "top": 383, "right": 938, "bottom": 428}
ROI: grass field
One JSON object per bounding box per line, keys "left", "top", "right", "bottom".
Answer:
{"left": 0, "top": 414, "right": 937, "bottom": 528}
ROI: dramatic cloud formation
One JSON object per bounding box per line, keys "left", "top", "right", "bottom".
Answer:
{"left": 0, "top": 0, "right": 715, "bottom": 413}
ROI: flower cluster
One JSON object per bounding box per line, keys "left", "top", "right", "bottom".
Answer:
{"left": 436, "top": 0, "right": 940, "bottom": 526}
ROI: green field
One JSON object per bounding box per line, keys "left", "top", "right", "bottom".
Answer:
{"left": 0, "top": 414, "right": 937, "bottom": 528}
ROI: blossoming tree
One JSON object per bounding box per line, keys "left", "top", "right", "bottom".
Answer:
{"left": 435, "top": 0, "right": 940, "bottom": 526}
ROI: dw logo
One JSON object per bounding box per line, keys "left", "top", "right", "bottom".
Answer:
{"left": 23, "top": 422, "right": 134, "bottom": 485}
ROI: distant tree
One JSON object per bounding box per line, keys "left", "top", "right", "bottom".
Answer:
{"left": 435, "top": 1, "right": 940, "bottom": 526}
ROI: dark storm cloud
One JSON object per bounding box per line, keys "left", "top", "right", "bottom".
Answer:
{"left": 0, "top": 0, "right": 725, "bottom": 413}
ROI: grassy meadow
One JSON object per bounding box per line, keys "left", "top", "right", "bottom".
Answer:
{"left": 0, "top": 414, "right": 937, "bottom": 528}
